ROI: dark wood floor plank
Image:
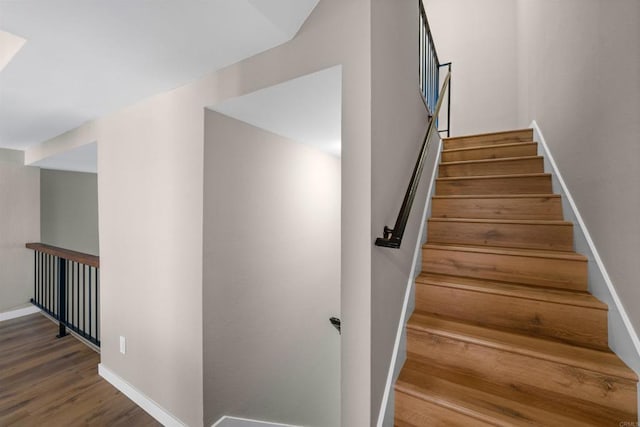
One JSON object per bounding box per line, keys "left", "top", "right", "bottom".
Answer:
{"left": 0, "top": 313, "right": 161, "bottom": 426}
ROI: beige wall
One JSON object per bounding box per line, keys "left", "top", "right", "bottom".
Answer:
{"left": 97, "top": 79, "right": 206, "bottom": 427}
{"left": 203, "top": 111, "right": 340, "bottom": 426}
{"left": 517, "top": 0, "right": 640, "bottom": 345}
{"left": 425, "top": 0, "right": 519, "bottom": 136}
{"left": 32, "top": 0, "right": 373, "bottom": 425}
{"left": 370, "top": 0, "right": 432, "bottom": 423}
{"left": 0, "top": 149, "right": 40, "bottom": 313}
{"left": 41, "top": 169, "right": 99, "bottom": 255}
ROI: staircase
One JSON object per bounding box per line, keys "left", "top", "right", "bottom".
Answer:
{"left": 394, "top": 129, "right": 639, "bottom": 426}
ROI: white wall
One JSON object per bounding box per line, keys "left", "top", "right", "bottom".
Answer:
{"left": 0, "top": 149, "right": 40, "bottom": 313}
{"left": 29, "top": 0, "right": 373, "bottom": 425}
{"left": 424, "top": 0, "right": 519, "bottom": 136}
{"left": 517, "top": 0, "right": 640, "bottom": 363}
{"left": 203, "top": 111, "right": 340, "bottom": 427}
{"left": 40, "top": 169, "right": 99, "bottom": 255}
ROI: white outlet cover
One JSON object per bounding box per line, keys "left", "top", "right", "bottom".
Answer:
{"left": 119, "top": 336, "right": 126, "bottom": 354}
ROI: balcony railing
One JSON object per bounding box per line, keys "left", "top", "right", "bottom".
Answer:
{"left": 26, "top": 243, "right": 100, "bottom": 347}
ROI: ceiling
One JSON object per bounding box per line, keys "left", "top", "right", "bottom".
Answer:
{"left": 0, "top": 0, "right": 319, "bottom": 151}
{"left": 31, "top": 141, "right": 97, "bottom": 173}
{"left": 211, "top": 65, "right": 342, "bottom": 157}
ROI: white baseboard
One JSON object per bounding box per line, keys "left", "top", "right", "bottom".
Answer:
{"left": 98, "top": 364, "right": 185, "bottom": 427}
{"left": 212, "top": 415, "right": 302, "bottom": 427}
{"left": 530, "top": 120, "right": 640, "bottom": 362}
{"left": 375, "top": 137, "right": 443, "bottom": 427}
{"left": 0, "top": 305, "right": 40, "bottom": 322}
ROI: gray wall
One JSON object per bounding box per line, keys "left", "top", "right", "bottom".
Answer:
{"left": 371, "top": 0, "right": 431, "bottom": 422}
{"left": 203, "top": 111, "right": 341, "bottom": 426}
{"left": 41, "top": 169, "right": 99, "bottom": 255}
{"left": 0, "top": 149, "right": 40, "bottom": 313}
{"left": 516, "top": 0, "right": 640, "bottom": 338}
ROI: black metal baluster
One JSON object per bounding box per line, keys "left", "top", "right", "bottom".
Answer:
{"left": 57, "top": 257, "right": 67, "bottom": 338}
{"left": 447, "top": 62, "right": 451, "bottom": 137}
{"left": 34, "top": 252, "right": 38, "bottom": 305}
{"left": 53, "top": 256, "right": 57, "bottom": 317}
{"left": 82, "top": 265, "right": 86, "bottom": 336}
{"left": 71, "top": 261, "right": 75, "bottom": 328}
{"left": 96, "top": 270, "right": 100, "bottom": 344}
{"left": 40, "top": 252, "right": 43, "bottom": 306}
{"left": 38, "top": 252, "right": 41, "bottom": 305}
{"left": 88, "top": 266, "right": 92, "bottom": 339}
{"left": 48, "top": 254, "right": 52, "bottom": 313}
{"left": 66, "top": 260, "right": 70, "bottom": 328}
{"left": 76, "top": 261, "right": 79, "bottom": 328}
{"left": 420, "top": 14, "right": 424, "bottom": 94}
{"left": 44, "top": 253, "right": 47, "bottom": 311}
{"left": 423, "top": 18, "right": 427, "bottom": 99}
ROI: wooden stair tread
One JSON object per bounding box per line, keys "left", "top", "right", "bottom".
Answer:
{"left": 430, "top": 194, "right": 564, "bottom": 220}
{"left": 441, "top": 141, "right": 536, "bottom": 154}
{"left": 444, "top": 128, "right": 533, "bottom": 143}
{"left": 396, "top": 358, "right": 634, "bottom": 426}
{"left": 437, "top": 172, "right": 550, "bottom": 181}
{"left": 443, "top": 130, "right": 535, "bottom": 150}
{"left": 415, "top": 273, "right": 606, "bottom": 310}
{"left": 432, "top": 194, "right": 561, "bottom": 200}
{"left": 406, "top": 312, "right": 637, "bottom": 381}
{"left": 427, "top": 217, "right": 573, "bottom": 227}
{"left": 439, "top": 155, "right": 542, "bottom": 166}
{"left": 423, "top": 242, "right": 587, "bottom": 261}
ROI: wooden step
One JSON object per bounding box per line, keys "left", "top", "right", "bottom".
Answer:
{"left": 443, "top": 129, "right": 533, "bottom": 150}
{"left": 395, "top": 387, "right": 495, "bottom": 426}
{"left": 431, "top": 195, "right": 564, "bottom": 220}
{"left": 438, "top": 156, "right": 544, "bottom": 178}
{"left": 414, "top": 273, "right": 608, "bottom": 349}
{"left": 441, "top": 142, "right": 538, "bottom": 162}
{"left": 427, "top": 218, "right": 574, "bottom": 251}
{"left": 405, "top": 313, "right": 638, "bottom": 414}
{"left": 396, "top": 359, "right": 635, "bottom": 426}
{"left": 436, "top": 173, "right": 552, "bottom": 196}
{"left": 422, "top": 243, "right": 588, "bottom": 291}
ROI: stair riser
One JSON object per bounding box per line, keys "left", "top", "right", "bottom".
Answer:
{"left": 439, "top": 157, "right": 544, "bottom": 178}
{"left": 436, "top": 175, "right": 552, "bottom": 195}
{"left": 431, "top": 197, "right": 563, "bottom": 220}
{"left": 427, "top": 220, "right": 574, "bottom": 251}
{"left": 444, "top": 130, "right": 533, "bottom": 150}
{"left": 415, "top": 283, "right": 609, "bottom": 349}
{"left": 395, "top": 390, "right": 495, "bottom": 427}
{"left": 442, "top": 144, "right": 538, "bottom": 162}
{"left": 422, "top": 247, "right": 587, "bottom": 291}
{"left": 406, "top": 331, "right": 637, "bottom": 414}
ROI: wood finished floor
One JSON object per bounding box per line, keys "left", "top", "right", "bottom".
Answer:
{"left": 0, "top": 313, "right": 160, "bottom": 427}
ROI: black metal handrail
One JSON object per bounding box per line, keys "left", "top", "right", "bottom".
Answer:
{"left": 375, "top": 71, "right": 451, "bottom": 249}
{"left": 26, "top": 243, "right": 100, "bottom": 347}
{"left": 375, "top": 1, "right": 451, "bottom": 249}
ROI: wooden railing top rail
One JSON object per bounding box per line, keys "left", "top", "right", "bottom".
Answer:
{"left": 25, "top": 243, "right": 100, "bottom": 268}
